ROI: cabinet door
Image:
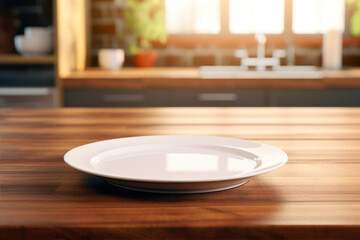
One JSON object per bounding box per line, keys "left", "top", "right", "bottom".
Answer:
{"left": 170, "top": 89, "right": 266, "bottom": 107}
{"left": 0, "top": 87, "right": 56, "bottom": 108}
{"left": 65, "top": 89, "right": 169, "bottom": 107}
{"left": 269, "top": 89, "right": 360, "bottom": 106}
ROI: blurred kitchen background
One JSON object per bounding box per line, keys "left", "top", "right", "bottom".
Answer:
{"left": 93, "top": 0, "right": 351, "bottom": 67}
{"left": 1, "top": 0, "right": 360, "bottom": 108}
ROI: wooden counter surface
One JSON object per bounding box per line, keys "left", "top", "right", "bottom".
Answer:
{"left": 1, "top": 107, "right": 360, "bottom": 239}
{"left": 62, "top": 67, "right": 360, "bottom": 89}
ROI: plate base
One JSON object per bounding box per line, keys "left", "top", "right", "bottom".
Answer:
{"left": 106, "top": 179, "right": 249, "bottom": 194}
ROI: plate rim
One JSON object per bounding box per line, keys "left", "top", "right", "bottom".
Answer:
{"left": 64, "top": 135, "right": 288, "bottom": 183}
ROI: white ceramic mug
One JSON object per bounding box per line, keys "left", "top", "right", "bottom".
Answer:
{"left": 24, "top": 26, "right": 53, "bottom": 38}
{"left": 98, "top": 49, "right": 125, "bottom": 70}
{"left": 14, "top": 35, "right": 52, "bottom": 56}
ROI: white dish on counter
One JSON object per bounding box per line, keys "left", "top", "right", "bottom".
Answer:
{"left": 64, "top": 135, "right": 288, "bottom": 194}
{"left": 98, "top": 49, "right": 125, "bottom": 70}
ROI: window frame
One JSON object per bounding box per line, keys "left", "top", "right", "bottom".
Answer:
{"left": 166, "top": 0, "right": 351, "bottom": 42}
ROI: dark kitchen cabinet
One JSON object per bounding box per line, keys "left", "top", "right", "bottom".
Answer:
{"left": 65, "top": 88, "right": 360, "bottom": 107}
{"left": 169, "top": 89, "right": 266, "bottom": 107}
{"left": 268, "top": 89, "right": 360, "bottom": 106}
{"left": 64, "top": 89, "right": 266, "bottom": 107}
{"left": 65, "top": 89, "right": 170, "bottom": 107}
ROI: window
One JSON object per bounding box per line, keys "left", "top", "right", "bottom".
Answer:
{"left": 165, "top": 0, "right": 220, "bottom": 34}
{"left": 293, "top": 0, "right": 345, "bottom": 33}
{"left": 165, "top": 0, "right": 346, "bottom": 36}
{"left": 229, "top": 0, "right": 284, "bottom": 34}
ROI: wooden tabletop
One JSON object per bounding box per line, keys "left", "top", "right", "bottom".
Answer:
{"left": 1, "top": 107, "right": 360, "bottom": 239}
{"left": 61, "top": 68, "right": 360, "bottom": 89}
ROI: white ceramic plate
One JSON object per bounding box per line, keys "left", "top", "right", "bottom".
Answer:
{"left": 64, "top": 135, "right": 288, "bottom": 193}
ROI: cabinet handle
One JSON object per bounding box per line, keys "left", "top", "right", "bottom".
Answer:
{"left": 103, "top": 94, "right": 145, "bottom": 102}
{"left": 198, "top": 93, "right": 237, "bottom": 102}
{"left": 0, "top": 87, "right": 51, "bottom": 96}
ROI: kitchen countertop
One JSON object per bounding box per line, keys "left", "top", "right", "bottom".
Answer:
{"left": 1, "top": 107, "right": 360, "bottom": 239}
{"left": 61, "top": 67, "right": 360, "bottom": 89}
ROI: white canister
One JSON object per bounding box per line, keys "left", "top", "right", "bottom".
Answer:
{"left": 98, "top": 49, "right": 125, "bottom": 70}
{"left": 322, "top": 30, "right": 342, "bottom": 70}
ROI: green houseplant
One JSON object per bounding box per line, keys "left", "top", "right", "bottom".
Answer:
{"left": 124, "top": 0, "right": 167, "bottom": 67}
{"left": 348, "top": 0, "right": 360, "bottom": 36}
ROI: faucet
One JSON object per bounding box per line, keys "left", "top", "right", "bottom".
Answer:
{"left": 234, "top": 33, "right": 286, "bottom": 71}
{"left": 255, "top": 33, "right": 267, "bottom": 70}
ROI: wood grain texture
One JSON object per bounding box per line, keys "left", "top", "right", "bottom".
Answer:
{"left": 61, "top": 68, "right": 360, "bottom": 89}
{"left": 0, "top": 54, "right": 56, "bottom": 65}
{"left": 1, "top": 107, "right": 360, "bottom": 239}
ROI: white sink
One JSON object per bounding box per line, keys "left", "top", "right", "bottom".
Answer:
{"left": 200, "top": 66, "right": 323, "bottom": 79}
